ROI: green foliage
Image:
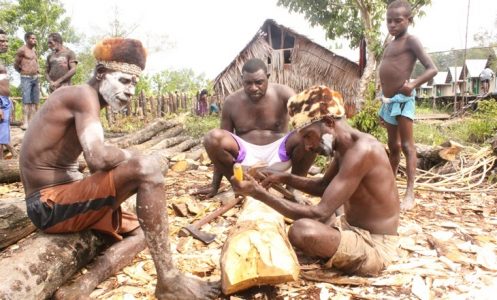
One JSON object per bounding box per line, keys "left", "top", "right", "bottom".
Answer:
{"left": 349, "top": 83, "right": 387, "bottom": 142}
{"left": 456, "top": 100, "right": 497, "bottom": 144}
{"left": 184, "top": 114, "right": 219, "bottom": 139}
{"left": 151, "top": 69, "right": 210, "bottom": 95}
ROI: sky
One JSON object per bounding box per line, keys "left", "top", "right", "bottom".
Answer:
{"left": 60, "top": 0, "right": 497, "bottom": 80}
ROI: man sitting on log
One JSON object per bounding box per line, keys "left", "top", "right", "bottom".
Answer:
{"left": 19, "top": 37, "right": 219, "bottom": 299}
{"left": 232, "top": 86, "right": 400, "bottom": 276}
{"left": 196, "top": 58, "right": 316, "bottom": 199}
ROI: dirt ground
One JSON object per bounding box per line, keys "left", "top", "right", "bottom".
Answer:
{"left": 1, "top": 160, "right": 496, "bottom": 300}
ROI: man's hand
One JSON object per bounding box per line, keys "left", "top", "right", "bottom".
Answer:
{"left": 0, "top": 109, "right": 4, "bottom": 122}
{"left": 259, "top": 170, "right": 289, "bottom": 189}
{"left": 49, "top": 80, "right": 60, "bottom": 91}
{"left": 231, "top": 173, "right": 260, "bottom": 197}
{"left": 398, "top": 81, "right": 414, "bottom": 96}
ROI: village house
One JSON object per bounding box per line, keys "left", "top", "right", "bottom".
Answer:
{"left": 213, "top": 19, "right": 361, "bottom": 116}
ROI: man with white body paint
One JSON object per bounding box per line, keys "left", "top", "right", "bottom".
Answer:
{"left": 19, "top": 38, "right": 220, "bottom": 300}
{"left": 232, "top": 86, "right": 401, "bottom": 276}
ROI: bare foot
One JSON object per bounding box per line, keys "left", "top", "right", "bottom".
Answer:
{"left": 401, "top": 193, "right": 416, "bottom": 211}
{"left": 191, "top": 185, "right": 219, "bottom": 200}
{"left": 53, "top": 285, "right": 92, "bottom": 300}
{"left": 155, "top": 274, "right": 220, "bottom": 300}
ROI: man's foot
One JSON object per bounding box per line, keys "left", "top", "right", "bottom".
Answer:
{"left": 191, "top": 185, "right": 219, "bottom": 200}
{"left": 400, "top": 193, "right": 416, "bottom": 211}
{"left": 155, "top": 274, "right": 220, "bottom": 300}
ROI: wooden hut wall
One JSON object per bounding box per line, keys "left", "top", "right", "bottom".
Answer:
{"left": 289, "top": 39, "right": 360, "bottom": 106}
{"left": 214, "top": 36, "right": 272, "bottom": 98}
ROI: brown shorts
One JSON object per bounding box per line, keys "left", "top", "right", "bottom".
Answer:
{"left": 26, "top": 171, "right": 139, "bottom": 240}
{"left": 324, "top": 216, "right": 399, "bottom": 276}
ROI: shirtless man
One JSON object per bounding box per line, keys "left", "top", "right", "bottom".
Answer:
{"left": 20, "top": 38, "right": 219, "bottom": 300}
{"left": 232, "top": 87, "right": 400, "bottom": 276}
{"left": 14, "top": 32, "right": 40, "bottom": 129}
{"left": 197, "top": 58, "right": 316, "bottom": 198}
{"left": 45, "top": 32, "right": 78, "bottom": 93}
{"left": 378, "top": 0, "right": 437, "bottom": 210}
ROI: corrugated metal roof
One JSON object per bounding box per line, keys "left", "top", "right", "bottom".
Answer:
{"left": 432, "top": 71, "right": 449, "bottom": 85}
{"left": 448, "top": 66, "right": 463, "bottom": 82}
{"left": 464, "top": 59, "right": 487, "bottom": 78}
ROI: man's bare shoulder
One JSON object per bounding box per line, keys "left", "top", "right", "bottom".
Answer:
{"left": 51, "top": 84, "right": 99, "bottom": 110}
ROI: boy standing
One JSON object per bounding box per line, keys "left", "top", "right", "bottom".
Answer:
{"left": 378, "top": 0, "right": 437, "bottom": 210}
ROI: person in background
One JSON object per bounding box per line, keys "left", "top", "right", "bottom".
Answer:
{"left": 0, "top": 28, "right": 17, "bottom": 159}
{"left": 14, "top": 32, "right": 40, "bottom": 130}
{"left": 378, "top": 0, "right": 437, "bottom": 210}
{"left": 45, "top": 32, "right": 78, "bottom": 93}
{"left": 480, "top": 65, "right": 494, "bottom": 95}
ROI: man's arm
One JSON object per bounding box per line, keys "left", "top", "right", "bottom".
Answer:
{"left": 401, "top": 36, "right": 437, "bottom": 94}
{"left": 263, "top": 159, "right": 338, "bottom": 197}
{"left": 219, "top": 96, "right": 234, "bottom": 132}
{"left": 14, "top": 48, "right": 23, "bottom": 73}
{"left": 74, "top": 90, "right": 130, "bottom": 172}
{"left": 45, "top": 55, "right": 52, "bottom": 83}
{"left": 238, "top": 150, "right": 368, "bottom": 221}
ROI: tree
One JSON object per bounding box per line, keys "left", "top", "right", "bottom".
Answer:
{"left": 151, "top": 69, "right": 210, "bottom": 96}
{"left": 277, "top": 0, "right": 432, "bottom": 107}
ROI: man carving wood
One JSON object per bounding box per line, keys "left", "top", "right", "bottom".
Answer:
{"left": 232, "top": 86, "right": 401, "bottom": 276}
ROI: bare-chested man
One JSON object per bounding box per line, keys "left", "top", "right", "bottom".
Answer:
{"left": 20, "top": 38, "right": 219, "bottom": 300}
{"left": 14, "top": 32, "right": 40, "bottom": 130}
{"left": 378, "top": 0, "right": 437, "bottom": 210}
{"left": 232, "top": 87, "right": 400, "bottom": 276}
{"left": 197, "top": 58, "right": 316, "bottom": 199}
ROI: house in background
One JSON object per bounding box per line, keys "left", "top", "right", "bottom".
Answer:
{"left": 430, "top": 71, "right": 451, "bottom": 97}
{"left": 447, "top": 66, "right": 464, "bottom": 96}
{"left": 461, "top": 59, "right": 487, "bottom": 95}
{"left": 213, "top": 19, "right": 361, "bottom": 117}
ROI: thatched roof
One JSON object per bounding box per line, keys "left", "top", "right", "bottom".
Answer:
{"left": 213, "top": 19, "right": 360, "bottom": 108}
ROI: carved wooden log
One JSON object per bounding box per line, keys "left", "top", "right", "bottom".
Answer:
{"left": 221, "top": 196, "right": 300, "bottom": 295}
{"left": 0, "top": 198, "right": 36, "bottom": 249}
{"left": 0, "top": 230, "right": 106, "bottom": 300}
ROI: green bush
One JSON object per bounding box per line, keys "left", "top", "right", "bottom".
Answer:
{"left": 184, "top": 114, "right": 219, "bottom": 139}
{"left": 349, "top": 88, "right": 387, "bottom": 143}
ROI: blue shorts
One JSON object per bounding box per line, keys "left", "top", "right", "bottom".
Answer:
{"left": 20, "top": 76, "right": 40, "bottom": 104}
{"left": 0, "top": 96, "right": 11, "bottom": 144}
{"left": 378, "top": 93, "right": 415, "bottom": 125}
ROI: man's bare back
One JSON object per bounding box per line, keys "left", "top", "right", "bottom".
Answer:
{"left": 333, "top": 133, "right": 399, "bottom": 235}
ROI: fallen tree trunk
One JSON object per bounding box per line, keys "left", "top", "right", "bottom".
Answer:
{"left": 129, "top": 125, "right": 184, "bottom": 151}
{"left": 416, "top": 141, "right": 463, "bottom": 170}
{"left": 0, "top": 198, "right": 36, "bottom": 249}
{"left": 221, "top": 196, "right": 300, "bottom": 295}
{"left": 0, "top": 230, "right": 106, "bottom": 300}
{"left": 0, "top": 158, "right": 87, "bottom": 184}
{"left": 111, "top": 119, "right": 179, "bottom": 148}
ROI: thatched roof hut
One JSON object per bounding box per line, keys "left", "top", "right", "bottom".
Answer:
{"left": 213, "top": 19, "right": 360, "bottom": 113}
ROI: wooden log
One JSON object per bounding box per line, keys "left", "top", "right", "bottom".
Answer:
{"left": 0, "top": 159, "right": 19, "bottom": 183}
{"left": 0, "top": 198, "right": 36, "bottom": 249}
{"left": 0, "top": 230, "right": 106, "bottom": 300}
{"left": 0, "top": 157, "right": 87, "bottom": 184}
{"left": 129, "top": 125, "right": 184, "bottom": 151}
{"left": 221, "top": 196, "right": 300, "bottom": 295}
{"left": 111, "top": 119, "right": 179, "bottom": 148}
{"left": 415, "top": 140, "right": 463, "bottom": 170}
